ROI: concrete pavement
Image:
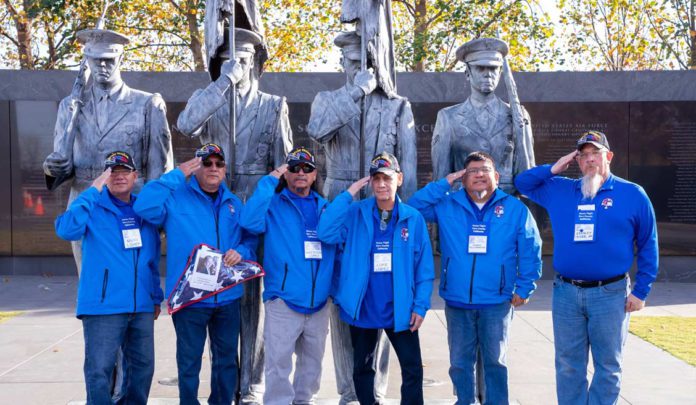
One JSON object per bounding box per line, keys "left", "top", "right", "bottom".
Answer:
{"left": 0, "top": 276, "right": 694, "bottom": 404}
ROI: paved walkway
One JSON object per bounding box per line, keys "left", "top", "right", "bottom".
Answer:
{"left": 0, "top": 276, "right": 694, "bottom": 404}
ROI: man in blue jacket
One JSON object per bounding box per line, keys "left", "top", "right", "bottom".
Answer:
{"left": 240, "top": 147, "right": 337, "bottom": 405}
{"left": 514, "top": 131, "right": 659, "bottom": 405}
{"left": 409, "top": 151, "right": 542, "bottom": 404}
{"left": 55, "top": 151, "right": 163, "bottom": 404}
{"left": 318, "top": 152, "right": 434, "bottom": 405}
{"left": 134, "top": 143, "right": 257, "bottom": 405}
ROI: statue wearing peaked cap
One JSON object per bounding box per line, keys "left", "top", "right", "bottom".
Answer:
{"left": 431, "top": 38, "right": 535, "bottom": 194}
{"left": 43, "top": 28, "right": 174, "bottom": 273}
{"left": 307, "top": 31, "right": 417, "bottom": 201}
{"left": 176, "top": 27, "right": 293, "bottom": 203}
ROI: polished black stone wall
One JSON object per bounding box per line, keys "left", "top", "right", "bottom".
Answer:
{"left": 1, "top": 70, "right": 695, "bottom": 261}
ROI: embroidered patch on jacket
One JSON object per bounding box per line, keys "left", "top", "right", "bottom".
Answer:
{"left": 601, "top": 198, "right": 613, "bottom": 209}
{"left": 228, "top": 204, "right": 235, "bottom": 215}
{"left": 494, "top": 205, "right": 505, "bottom": 218}
{"left": 401, "top": 227, "right": 409, "bottom": 242}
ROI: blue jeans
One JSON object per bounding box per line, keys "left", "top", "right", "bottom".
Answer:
{"left": 349, "top": 326, "right": 423, "bottom": 405}
{"left": 552, "top": 275, "right": 630, "bottom": 405}
{"left": 82, "top": 312, "right": 155, "bottom": 405}
{"left": 172, "top": 300, "right": 241, "bottom": 405}
{"left": 445, "top": 302, "right": 513, "bottom": 405}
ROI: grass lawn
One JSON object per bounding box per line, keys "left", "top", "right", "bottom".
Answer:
{"left": 0, "top": 311, "right": 22, "bottom": 324}
{"left": 629, "top": 316, "right": 696, "bottom": 367}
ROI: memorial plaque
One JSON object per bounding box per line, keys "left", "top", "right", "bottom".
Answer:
{"left": 0, "top": 101, "right": 11, "bottom": 255}
{"left": 629, "top": 102, "right": 696, "bottom": 255}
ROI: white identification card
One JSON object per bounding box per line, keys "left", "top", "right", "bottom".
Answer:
{"left": 304, "top": 241, "right": 323, "bottom": 259}
{"left": 122, "top": 228, "right": 143, "bottom": 249}
{"left": 574, "top": 204, "right": 596, "bottom": 242}
{"left": 373, "top": 253, "right": 392, "bottom": 272}
{"left": 468, "top": 235, "right": 488, "bottom": 254}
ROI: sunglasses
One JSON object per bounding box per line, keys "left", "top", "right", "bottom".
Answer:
{"left": 202, "top": 160, "right": 226, "bottom": 168}
{"left": 288, "top": 165, "right": 316, "bottom": 174}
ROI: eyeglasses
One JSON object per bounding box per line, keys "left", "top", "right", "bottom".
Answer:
{"left": 466, "top": 166, "right": 493, "bottom": 175}
{"left": 202, "top": 160, "right": 226, "bottom": 168}
{"left": 576, "top": 151, "right": 605, "bottom": 160}
{"left": 288, "top": 165, "right": 315, "bottom": 174}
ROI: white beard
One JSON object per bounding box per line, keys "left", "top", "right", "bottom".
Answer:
{"left": 581, "top": 172, "right": 604, "bottom": 200}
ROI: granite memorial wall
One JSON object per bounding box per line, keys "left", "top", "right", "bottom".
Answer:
{"left": 1, "top": 70, "right": 694, "bottom": 261}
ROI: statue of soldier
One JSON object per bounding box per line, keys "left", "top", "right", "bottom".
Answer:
{"left": 43, "top": 29, "right": 174, "bottom": 273}
{"left": 431, "top": 38, "right": 534, "bottom": 194}
{"left": 176, "top": 27, "right": 292, "bottom": 404}
{"left": 307, "top": 30, "right": 417, "bottom": 404}
{"left": 308, "top": 31, "right": 416, "bottom": 201}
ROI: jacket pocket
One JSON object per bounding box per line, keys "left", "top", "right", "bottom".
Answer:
{"left": 442, "top": 257, "right": 450, "bottom": 291}
{"left": 499, "top": 265, "right": 505, "bottom": 295}
{"left": 101, "top": 268, "right": 109, "bottom": 303}
{"left": 281, "top": 263, "right": 289, "bottom": 291}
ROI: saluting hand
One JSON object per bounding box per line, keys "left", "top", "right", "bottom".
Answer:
{"left": 270, "top": 164, "right": 288, "bottom": 179}
{"left": 446, "top": 168, "right": 467, "bottom": 186}
{"left": 178, "top": 157, "right": 202, "bottom": 178}
{"left": 551, "top": 150, "right": 579, "bottom": 175}
{"left": 92, "top": 168, "right": 111, "bottom": 192}
{"left": 347, "top": 176, "right": 370, "bottom": 197}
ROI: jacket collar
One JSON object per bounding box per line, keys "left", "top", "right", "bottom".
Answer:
{"left": 97, "top": 188, "right": 135, "bottom": 216}
{"left": 188, "top": 176, "right": 236, "bottom": 204}
{"left": 359, "top": 195, "right": 413, "bottom": 226}
{"left": 452, "top": 187, "right": 508, "bottom": 216}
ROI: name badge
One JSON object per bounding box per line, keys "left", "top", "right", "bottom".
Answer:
{"left": 304, "top": 229, "right": 322, "bottom": 260}
{"left": 574, "top": 204, "right": 596, "bottom": 242}
{"left": 373, "top": 253, "right": 392, "bottom": 272}
{"left": 468, "top": 222, "right": 488, "bottom": 254}
{"left": 119, "top": 216, "right": 142, "bottom": 249}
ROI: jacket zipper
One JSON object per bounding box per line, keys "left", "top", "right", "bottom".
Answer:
{"left": 499, "top": 264, "right": 505, "bottom": 295}
{"left": 281, "top": 263, "right": 289, "bottom": 291}
{"left": 213, "top": 202, "right": 220, "bottom": 304}
{"left": 310, "top": 262, "right": 317, "bottom": 308}
{"left": 469, "top": 256, "right": 477, "bottom": 303}
{"left": 442, "top": 257, "right": 450, "bottom": 291}
{"left": 101, "top": 268, "right": 109, "bottom": 303}
{"left": 132, "top": 249, "right": 140, "bottom": 313}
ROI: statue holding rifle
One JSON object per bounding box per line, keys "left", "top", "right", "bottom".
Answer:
{"left": 431, "top": 38, "right": 535, "bottom": 194}
{"left": 177, "top": 1, "right": 292, "bottom": 403}
{"left": 43, "top": 26, "right": 173, "bottom": 274}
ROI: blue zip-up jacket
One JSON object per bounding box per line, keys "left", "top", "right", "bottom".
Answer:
{"left": 240, "top": 175, "right": 337, "bottom": 309}
{"left": 409, "top": 178, "right": 542, "bottom": 304}
{"left": 318, "top": 191, "right": 434, "bottom": 332}
{"left": 55, "top": 187, "right": 163, "bottom": 317}
{"left": 133, "top": 169, "right": 257, "bottom": 306}
{"left": 514, "top": 165, "right": 659, "bottom": 300}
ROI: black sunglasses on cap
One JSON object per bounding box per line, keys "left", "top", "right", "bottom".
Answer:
{"left": 288, "top": 165, "right": 315, "bottom": 174}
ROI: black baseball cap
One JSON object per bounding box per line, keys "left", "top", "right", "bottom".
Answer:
{"left": 369, "top": 152, "right": 401, "bottom": 176}
{"left": 195, "top": 143, "right": 225, "bottom": 160}
{"left": 104, "top": 151, "right": 136, "bottom": 171}
{"left": 577, "top": 130, "right": 610, "bottom": 151}
{"left": 286, "top": 147, "right": 316, "bottom": 168}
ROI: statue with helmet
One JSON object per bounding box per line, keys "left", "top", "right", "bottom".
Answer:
{"left": 431, "top": 37, "right": 535, "bottom": 194}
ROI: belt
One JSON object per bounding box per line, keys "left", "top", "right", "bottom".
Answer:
{"left": 559, "top": 273, "right": 626, "bottom": 288}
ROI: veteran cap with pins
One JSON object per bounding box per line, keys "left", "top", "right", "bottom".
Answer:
{"left": 456, "top": 38, "right": 509, "bottom": 67}
{"left": 77, "top": 29, "right": 130, "bottom": 58}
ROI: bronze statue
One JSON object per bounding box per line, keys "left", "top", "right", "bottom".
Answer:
{"left": 43, "top": 29, "right": 173, "bottom": 273}
{"left": 431, "top": 38, "right": 534, "bottom": 194}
